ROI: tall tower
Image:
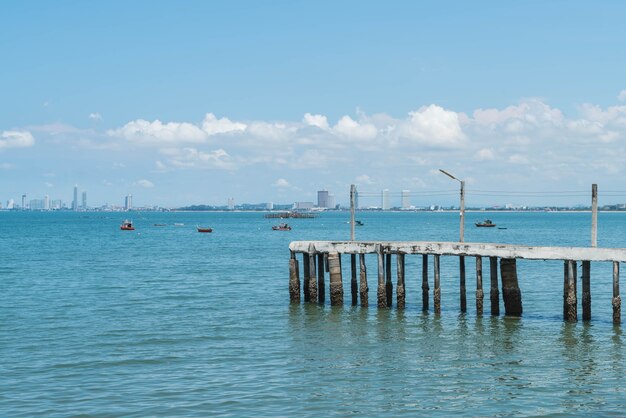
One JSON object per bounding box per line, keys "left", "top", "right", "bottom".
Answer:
{"left": 44, "top": 195, "right": 50, "bottom": 210}
{"left": 125, "top": 194, "right": 132, "bottom": 211}
{"left": 21, "top": 194, "right": 26, "bottom": 210}
{"left": 72, "top": 185, "right": 78, "bottom": 211}
{"left": 401, "top": 190, "right": 410, "bottom": 209}
{"left": 227, "top": 198, "right": 235, "bottom": 210}
{"left": 82, "top": 191, "right": 87, "bottom": 210}
{"left": 382, "top": 189, "right": 390, "bottom": 210}
{"left": 317, "top": 190, "right": 329, "bottom": 208}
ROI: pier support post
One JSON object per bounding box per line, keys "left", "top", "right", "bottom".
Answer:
{"left": 582, "top": 261, "right": 591, "bottom": 321}
{"left": 500, "top": 258, "right": 522, "bottom": 316}
{"left": 303, "top": 252, "right": 310, "bottom": 302}
{"left": 308, "top": 244, "right": 318, "bottom": 303}
{"left": 422, "top": 254, "right": 429, "bottom": 312}
{"left": 351, "top": 254, "right": 358, "bottom": 306}
{"left": 434, "top": 254, "right": 441, "bottom": 314}
{"left": 476, "top": 256, "right": 484, "bottom": 315}
{"left": 396, "top": 253, "right": 406, "bottom": 309}
{"left": 613, "top": 261, "right": 621, "bottom": 325}
{"left": 359, "top": 253, "right": 368, "bottom": 307}
{"left": 490, "top": 257, "right": 499, "bottom": 315}
{"left": 317, "top": 253, "right": 325, "bottom": 304}
{"left": 564, "top": 260, "right": 577, "bottom": 321}
{"left": 385, "top": 253, "right": 393, "bottom": 308}
{"left": 376, "top": 245, "right": 387, "bottom": 308}
{"left": 328, "top": 252, "right": 343, "bottom": 306}
{"left": 289, "top": 251, "right": 300, "bottom": 302}
{"left": 460, "top": 256, "right": 467, "bottom": 313}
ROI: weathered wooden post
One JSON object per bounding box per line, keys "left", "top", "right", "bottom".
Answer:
{"left": 564, "top": 260, "right": 577, "bottom": 321}
{"left": 460, "top": 255, "right": 467, "bottom": 313}
{"left": 328, "top": 252, "right": 343, "bottom": 306}
{"left": 434, "top": 254, "right": 441, "bottom": 314}
{"left": 476, "top": 256, "right": 484, "bottom": 315}
{"left": 303, "top": 252, "right": 310, "bottom": 302}
{"left": 289, "top": 251, "right": 300, "bottom": 302}
{"left": 359, "top": 253, "right": 368, "bottom": 307}
{"left": 308, "top": 244, "right": 318, "bottom": 303}
{"left": 490, "top": 257, "right": 499, "bottom": 315}
{"left": 396, "top": 253, "right": 406, "bottom": 309}
{"left": 350, "top": 254, "right": 358, "bottom": 306}
{"left": 613, "top": 261, "right": 621, "bottom": 324}
{"left": 385, "top": 253, "right": 393, "bottom": 308}
{"left": 500, "top": 258, "right": 522, "bottom": 316}
{"left": 317, "top": 253, "right": 325, "bottom": 304}
{"left": 422, "top": 254, "right": 429, "bottom": 311}
{"left": 582, "top": 261, "right": 591, "bottom": 321}
{"left": 377, "top": 245, "right": 387, "bottom": 308}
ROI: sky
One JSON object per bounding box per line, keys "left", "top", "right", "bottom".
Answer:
{"left": 2, "top": 0, "right": 626, "bottom": 208}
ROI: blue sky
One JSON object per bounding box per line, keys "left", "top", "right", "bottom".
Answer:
{"left": 2, "top": 1, "right": 626, "bottom": 208}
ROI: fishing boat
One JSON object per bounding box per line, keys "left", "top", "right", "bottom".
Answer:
{"left": 272, "top": 223, "right": 292, "bottom": 231}
{"left": 196, "top": 226, "right": 213, "bottom": 233}
{"left": 120, "top": 219, "right": 135, "bottom": 230}
{"left": 475, "top": 219, "right": 496, "bottom": 228}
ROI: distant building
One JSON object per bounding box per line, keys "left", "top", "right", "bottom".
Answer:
{"left": 51, "top": 200, "right": 62, "bottom": 210}
{"left": 382, "top": 189, "right": 390, "bottom": 210}
{"left": 327, "top": 194, "right": 335, "bottom": 210}
{"left": 44, "top": 195, "right": 50, "bottom": 210}
{"left": 317, "top": 190, "right": 330, "bottom": 208}
{"left": 72, "top": 185, "right": 78, "bottom": 211}
{"left": 21, "top": 194, "right": 26, "bottom": 210}
{"left": 401, "top": 190, "right": 410, "bottom": 209}
{"left": 125, "top": 194, "right": 133, "bottom": 211}
{"left": 294, "top": 201, "right": 314, "bottom": 210}
{"left": 266, "top": 202, "right": 274, "bottom": 210}
{"left": 227, "top": 198, "right": 235, "bottom": 210}
{"left": 30, "top": 199, "right": 45, "bottom": 210}
{"left": 7, "top": 199, "right": 14, "bottom": 209}
{"left": 82, "top": 191, "right": 87, "bottom": 210}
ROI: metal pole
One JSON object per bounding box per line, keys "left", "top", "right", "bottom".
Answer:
{"left": 460, "top": 180, "right": 465, "bottom": 243}
{"left": 350, "top": 184, "right": 356, "bottom": 241}
{"left": 591, "top": 183, "right": 598, "bottom": 248}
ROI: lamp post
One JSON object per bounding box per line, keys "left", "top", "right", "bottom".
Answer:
{"left": 439, "top": 169, "right": 465, "bottom": 242}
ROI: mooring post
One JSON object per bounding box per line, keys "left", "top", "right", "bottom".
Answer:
{"left": 359, "top": 253, "right": 368, "bottom": 307}
{"left": 308, "top": 244, "right": 318, "bottom": 303}
{"left": 328, "top": 252, "right": 343, "bottom": 306}
{"left": 563, "top": 261, "right": 567, "bottom": 318}
{"left": 490, "top": 256, "right": 499, "bottom": 315}
{"left": 289, "top": 251, "right": 300, "bottom": 303}
{"left": 350, "top": 254, "right": 358, "bottom": 306}
{"left": 434, "top": 254, "right": 441, "bottom": 314}
{"left": 613, "top": 261, "right": 621, "bottom": 325}
{"left": 324, "top": 253, "right": 329, "bottom": 273}
{"left": 385, "top": 253, "right": 393, "bottom": 308}
{"left": 500, "top": 258, "right": 522, "bottom": 316}
{"left": 303, "top": 252, "right": 310, "bottom": 302}
{"left": 565, "top": 260, "right": 577, "bottom": 321}
{"left": 422, "top": 254, "right": 429, "bottom": 312}
{"left": 376, "top": 245, "right": 387, "bottom": 308}
{"left": 460, "top": 255, "right": 467, "bottom": 313}
{"left": 476, "top": 256, "right": 484, "bottom": 315}
{"left": 317, "top": 253, "right": 325, "bottom": 304}
{"left": 582, "top": 260, "right": 591, "bottom": 321}
{"left": 396, "top": 253, "right": 406, "bottom": 309}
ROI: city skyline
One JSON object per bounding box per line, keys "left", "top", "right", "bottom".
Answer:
{"left": 2, "top": 2, "right": 626, "bottom": 207}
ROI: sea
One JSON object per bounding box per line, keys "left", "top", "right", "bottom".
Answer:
{"left": 1, "top": 210, "right": 625, "bottom": 417}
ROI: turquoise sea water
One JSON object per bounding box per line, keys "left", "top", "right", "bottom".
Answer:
{"left": 1, "top": 211, "right": 626, "bottom": 416}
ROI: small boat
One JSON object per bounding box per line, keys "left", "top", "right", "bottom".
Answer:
{"left": 475, "top": 219, "right": 496, "bottom": 228}
{"left": 173, "top": 223, "right": 184, "bottom": 226}
{"left": 272, "top": 223, "right": 292, "bottom": 231}
{"left": 196, "top": 226, "right": 213, "bottom": 233}
{"left": 120, "top": 219, "right": 135, "bottom": 230}
{"left": 356, "top": 220, "right": 364, "bottom": 226}
{"left": 153, "top": 223, "right": 167, "bottom": 227}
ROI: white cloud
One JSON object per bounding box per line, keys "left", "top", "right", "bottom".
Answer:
{"left": 303, "top": 113, "right": 329, "bottom": 130}
{"left": 272, "top": 178, "right": 291, "bottom": 188}
{"left": 163, "top": 147, "right": 234, "bottom": 170}
{"left": 618, "top": 90, "right": 626, "bottom": 102}
{"left": 0, "top": 131, "right": 35, "bottom": 149}
{"left": 108, "top": 119, "right": 207, "bottom": 144}
{"left": 397, "top": 105, "right": 465, "bottom": 146}
{"left": 475, "top": 148, "right": 495, "bottom": 161}
{"left": 89, "top": 112, "right": 102, "bottom": 121}
{"left": 333, "top": 116, "right": 378, "bottom": 140}
{"left": 247, "top": 121, "right": 293, "bottom": 140}
{"left": 356, "top": 174, "right": 374, "bottom": 185}
{"left": 202, "top": 113, "right": 247, "bottom": 136}
{"left": 44, "top": 182, "right": 54, "bottom": 187}
{"left": 135, "top": 179, "right": 154, "bottom": 188}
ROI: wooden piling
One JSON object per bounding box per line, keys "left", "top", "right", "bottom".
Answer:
{"left": 317, "top": 253, "right": 325, "bottom": 304}
{"left": 434, "top": 254, "right": 441, "bottom": 314}
{"left": 385, "top": 253, "right": 393, "bottom": 308}
{"left": 582, "top": 260, "right": 591, "bottom": 321}
{"left": 396, "top": 253, "right": 406, "bottom": 309}
{"left": 460, "top": 255, "right": 467, "bottom": 313}
{"left": 377, "top": 245, "right": 387, "bottom": 308}
{"left": 613, "top": 261, "right": 621, "bottom": 324}
{"left": 289, "top": 251, "right": 300, "bottom": 302}
{"left": 490, "top": 256, "right": 499, "bottom": 316}
{"left": 308, "top": 244, "right": 318, "bottom": 303}
{"left": 422, "top": 254, "right": 429, "bottom": 312}
{"left": 500, "top": 258, "right": 522, "bottom": 316}
{"left": 565, "top": 260, "right": 577, "bottom": 321}
{"left": 303, "top": 252, "right": 310, "bottom": 303}
{"left": 328, "top": 252, "right": 343, "bottom": 306}
{"left": 359, "top": 253, "right": 368, "bottom": 307}
{"left": 351, "top": 254, "right": 358, "bottom": 306}
{"left": 563, "top": 261, "right": 567, "bottom": 319}
{"left": 476, "top": 256, "right": 484, "bottom": 315}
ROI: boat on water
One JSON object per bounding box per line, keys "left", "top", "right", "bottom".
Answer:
{"left": 356, "top": 220, "right": 364, "bottom": 226}
{"left": 153, "top": 223, "right": 167, "bottom": 227}
{"left": 196, "top": 226, "right": 213, "bottom": 233}
{"left": 272, "top": 223, "right": 292, "bottom": 231}
{"left": 475, "top": 219, "right": 496, "bottom": 228}
{"left": 120, "top": 219, "right": 135, "bottom": 230}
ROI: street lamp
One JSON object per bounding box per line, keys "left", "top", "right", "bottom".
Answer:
{"left": 439, "top": 169, "right": 465, "bottom": 242}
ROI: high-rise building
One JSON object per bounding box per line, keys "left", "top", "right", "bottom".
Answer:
{"left": 125, "top": 194, "right": 133, "bottom": 211}
{"left": 82, "top": 191, "right": 87, "bottom": 210}
{"left": 382, "top": 189, "right": 390, "bottom": 210}
{"left": 7, "top": 199, "right": 14, "bottom": 209}
{"left": 317, "top": 190, "right": 330, "bottom": 208}
{"left": 72, "top": 185, "right": 78, "bottom": 211}
{"left": 21, "top": 194, "right": 26, "bottom": 210}
{"left": 266, "top": 202, "right": 274, "bottom": 210}
{"left": 327, "top": 194, "right": 335, "bottom": 210}
{"left": 30, "top": 199, "right": 45, "bottom": 210}
{"left": 44, "top": 195, "right": 50, "bottom": 210}
{"left": 401, "top": 190, "right": 410, "bottom": 209}
{"left": 227, "top": 198, "right": 235, "bottom": 210}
